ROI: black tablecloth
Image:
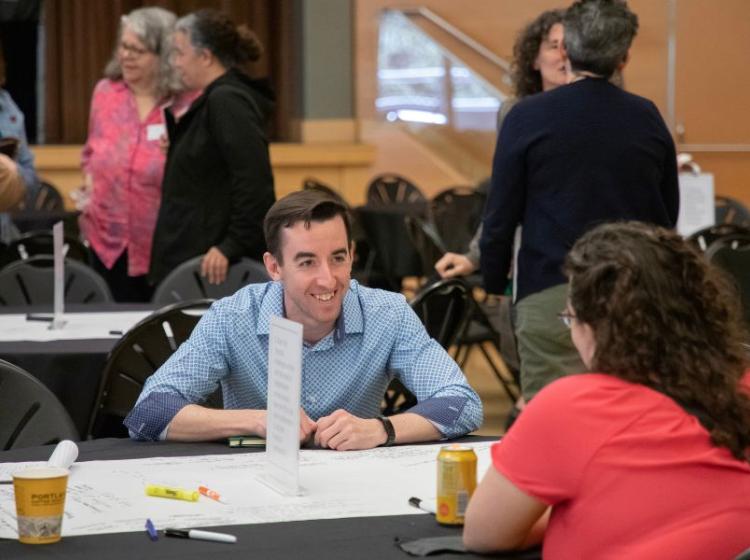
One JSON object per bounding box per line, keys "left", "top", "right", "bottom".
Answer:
{"left": 0, "top": 304, "right": 156, "bottom": 437}
{"left": 356, "top": 204, "right": 426, "bottom": 285}
{"left": 0, "top": 439, "right": 540, "bottom": 560}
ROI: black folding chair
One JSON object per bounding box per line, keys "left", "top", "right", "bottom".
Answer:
{"left": 26, "top": 180, "right": 65, "bottom": 211}
{"left": 706, "top": 235, "right": 750, "bottom": 329}
{"left": 688, "top": 223, "right": 750, "bottom": 252}
{"left": 0, "top": 358, "right": 79, "bottom": 450}
{"left": 430, "top": 186, "right": 486, "bottom": 254}
{"left": 715, "top": 195, "right": 750, "bottom": 227}
{"left": 3, "top": 229, "right": 89, "bottom": 265}
{"left": 152, "top": 256, "right": 269, "bottom": 304}
{"left": 366, "top": 173, "right": 426, "bottom": 206}
{"left": 0, "top": 255, "right": 112, "bottom": 305}
{"left": 381, "top": 278, "right": 473, "bottom": 416}
{"left": 87, "top": 299, "right": 215, "bottom": 439}
{"left": 404, "top": 214, "right": 446, "bottom": 284}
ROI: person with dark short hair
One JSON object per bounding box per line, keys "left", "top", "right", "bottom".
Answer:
{"left": 126, "top": 190, "right": 483, "bottom": 449}
{"left": 464, "top": 221, "right": 750, "bottom": 557}
{"left": 480, "top": 0, "right": 679, "bottom": 402}
{"left": 149, "top": 9, "right": 275, "bottom": 288}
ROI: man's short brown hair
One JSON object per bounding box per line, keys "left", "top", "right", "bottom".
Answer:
{"left": 263, "top": 189, "right": 353, "bottom": 263}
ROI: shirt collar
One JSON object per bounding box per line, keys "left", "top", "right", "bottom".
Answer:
{"left": 256, "top": 280, "right": 365, "bottom": 341}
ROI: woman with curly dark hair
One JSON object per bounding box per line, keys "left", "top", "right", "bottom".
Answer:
{"left": 464, "top": 221, "right": 750, "bottom": 558}
{"left": 149, "top": 9, "right": 276, "bottom": 288}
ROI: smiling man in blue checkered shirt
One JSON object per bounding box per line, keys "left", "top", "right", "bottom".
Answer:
{"left": 125, "top": 190, "right": 483, "bottom": 449}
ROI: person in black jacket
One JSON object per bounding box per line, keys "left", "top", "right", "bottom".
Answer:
{"left": 480, "top": 0, "right": 679, "bottom": 402}
{"left": 149, "top": 9, "right": 276, "bottom": 286}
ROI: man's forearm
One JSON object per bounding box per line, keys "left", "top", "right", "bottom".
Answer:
{"left": 390, "top": 412, "right": 441, "bottom": 444}
{"left": 166, "top": 404, "right": 265, "bottom": 441}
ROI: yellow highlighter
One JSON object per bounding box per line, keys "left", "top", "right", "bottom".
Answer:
{"left": 145, "top": 484, "right": 199, "bottom": 502}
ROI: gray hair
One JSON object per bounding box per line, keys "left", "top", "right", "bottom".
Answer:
{"left": 104, "top": 7, "right": 182, "bottom": 97}
{"left": 563, "top": 0, "right": 639, "bottom": 78}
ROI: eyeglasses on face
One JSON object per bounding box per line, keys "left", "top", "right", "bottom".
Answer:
{"left": 119, "top": 41, "right": 150, "bottom": 57}
{"left": 557, "top": 310, "right": 577, "bottom": 329}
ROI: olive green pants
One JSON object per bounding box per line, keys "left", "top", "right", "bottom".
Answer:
{"left": 514, "top": 283, "right": 585, "bottom": 401}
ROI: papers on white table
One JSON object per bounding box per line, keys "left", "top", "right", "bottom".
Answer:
{"left": 0, "top": 442, "right": 493, "bottom": 538}
{"left": 263, "top": 316, "right": 304, "bottom": 496}
{"left": 0, "top": 311, "right": 153, "bottom": 342}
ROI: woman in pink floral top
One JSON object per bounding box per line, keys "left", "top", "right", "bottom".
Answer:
{"left": 81, "top": 7, "right": 197, "bottom": 301}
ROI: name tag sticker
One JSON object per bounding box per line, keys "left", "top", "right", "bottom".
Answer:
{"left": 146, "top": 124, "right": 166, "bottom": 141}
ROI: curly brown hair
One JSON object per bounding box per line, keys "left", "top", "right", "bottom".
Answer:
{"left": 176, "top": 9, "right": 263, "bottom": 69}
{"left": 511, "top": 9, "right": 565, "bottom": 98}
{"left": 564, "top": 222, "right": 750, "bottom": 461}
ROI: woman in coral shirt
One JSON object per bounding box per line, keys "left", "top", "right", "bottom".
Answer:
{"left": 81, "top": 7, "right": 196, "bottom": 301}
{"left": 463, "top": 221, "right": 750, "bottom": 559}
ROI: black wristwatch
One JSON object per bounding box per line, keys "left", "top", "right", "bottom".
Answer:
{"left": 377, "top": 415, "right": 396, "bottom": 447}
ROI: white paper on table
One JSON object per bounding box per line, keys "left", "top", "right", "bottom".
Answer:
{"left": 677, "top": 172, "right": 715, "bottom": 237}
{"left": 0, "top": 312, "right": 153, "bottom": 342}
{"left": 51, "top": 221, "right": 66, "bottom": 329}
{"left": 0, "top": 442, "right": 494, "bottom": 538}
{"left": 262, "top": 315, "right": 304, "bottom": 496}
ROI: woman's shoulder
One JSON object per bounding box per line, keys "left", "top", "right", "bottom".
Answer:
{"left": 91, "top": 79, "right": 128, "bottom": 101}
{"left": 532, "top": 374, "right": 658, "bottom": 415}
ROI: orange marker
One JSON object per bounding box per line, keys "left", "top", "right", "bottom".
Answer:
{"left": 198, "top": 485, "right": 226, "bottom": 504}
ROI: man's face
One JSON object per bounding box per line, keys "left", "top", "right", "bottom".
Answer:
{"left": 264, "top": 216, "right": 352, "bottom": 340}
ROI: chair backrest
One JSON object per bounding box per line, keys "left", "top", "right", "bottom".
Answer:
{"left": 0, "top": 255, "right": 112, "bottom": 305}
{"left": 404, "top": 215, "right": 446, "bottom": 281}
{"left": 0, "top": 358, "right": 79, "bottom": 450}
{"left": 28, "top": 181, "right": 65, "bottom": 212}
{"left": 87, "top": 299, "right": 214, "bottom": 439}
{"left": 5, "top": 229, "right": 89, "bottom": 264}
{"left": 707, "top": 236, "right": 750, "bottom": 328}
{"left": 366, "top": 173, "right": 426, "bottom": 206}
{"left": 715, "top": 195, "right": 750, "bottom": 227}
{"left": 430, "top": 186, "right": 486, "bottom": 253}
{"left": 382, "top": 278, "right": 473, "bottom": 417}
{"left": 688, "top": 223, "right": 750, "bottom": 252}
{"left": 410, "top": 277, "right": 474, "bottom": 349}
{"left": 152, "top": 256, "right": 269, "bottom": 304}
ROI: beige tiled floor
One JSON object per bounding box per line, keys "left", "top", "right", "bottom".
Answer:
{"left": 459, "top": 346, "right": 515, "bottom": 437}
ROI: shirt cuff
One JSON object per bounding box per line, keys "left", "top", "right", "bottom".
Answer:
{"left": 408, "top": 396, "right": 468, "bottom": 435}
{"left": 124, "top": 392, "right": 190, "bottom": 441}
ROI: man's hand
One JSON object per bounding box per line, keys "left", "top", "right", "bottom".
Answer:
{"left": 314, "top": 409, "right": 386, "bottom": 451}
{"left": 434, "top": 253, "right": 476, "bottom": 279}
{"left": 247, "top": 408, "right": 317, "bottom": 443}
{"left": 0, "top": 153, "right": 18, "bottom": 176}
{"left": 201, "top": 246, "right": 229, "bottom": 285}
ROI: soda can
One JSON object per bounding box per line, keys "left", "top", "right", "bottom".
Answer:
{"left": 436, "top": 444, "right": 477, "bottom": 525}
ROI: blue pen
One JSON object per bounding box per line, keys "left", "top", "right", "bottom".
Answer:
{"left": 145, "top": 518, "right": 158, "bottom": 541}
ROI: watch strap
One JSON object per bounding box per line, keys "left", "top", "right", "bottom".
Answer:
{"left": 377, "top": 415, "right": 396, "bottom": 447}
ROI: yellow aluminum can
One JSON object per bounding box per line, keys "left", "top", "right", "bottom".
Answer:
{"left": 436, "top": 444, "right": 477, "bottom": 525}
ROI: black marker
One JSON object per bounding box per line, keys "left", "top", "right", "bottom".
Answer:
{"left": 408, "top": 496, "right": 436, "bottom": 514}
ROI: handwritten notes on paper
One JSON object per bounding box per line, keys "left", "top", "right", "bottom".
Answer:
{"left": 0, "top": 442, "right": 493, "bottom": 538}
{"left": 263, "top": 315, "right": 304, "bottom": 496}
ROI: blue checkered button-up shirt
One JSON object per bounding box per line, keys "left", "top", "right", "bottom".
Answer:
{"left": 125, "top": 280, "right": 483, "bottom": 441}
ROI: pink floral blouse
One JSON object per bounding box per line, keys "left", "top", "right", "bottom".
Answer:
{"left": 81, "top": 79, "right": 198, "bottom": 276}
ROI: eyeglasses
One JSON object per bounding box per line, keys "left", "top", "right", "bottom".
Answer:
{"left": 557, "top": 310, "right": 577, "bottom": 329}
{"left": 119, "top": 41, "right": 150, "bottom": 58}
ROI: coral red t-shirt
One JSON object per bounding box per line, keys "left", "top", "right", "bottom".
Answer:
{"left": 492, "top": 373, "right": 750, "bottom": 559}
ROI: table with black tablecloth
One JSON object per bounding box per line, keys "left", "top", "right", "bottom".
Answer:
{"left": 0, "top": 304, "right": 156, "bottom": 436}
{"left": 0, "top": 438, "right": 540, "bottom": 560}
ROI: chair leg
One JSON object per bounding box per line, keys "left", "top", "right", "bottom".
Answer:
{"left": 477, "top": 341, "right": 520, "bottom": 402}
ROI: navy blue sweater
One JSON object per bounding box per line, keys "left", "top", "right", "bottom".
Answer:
{"left": 480, "top": 78, "right": 679, "bottom": 301}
